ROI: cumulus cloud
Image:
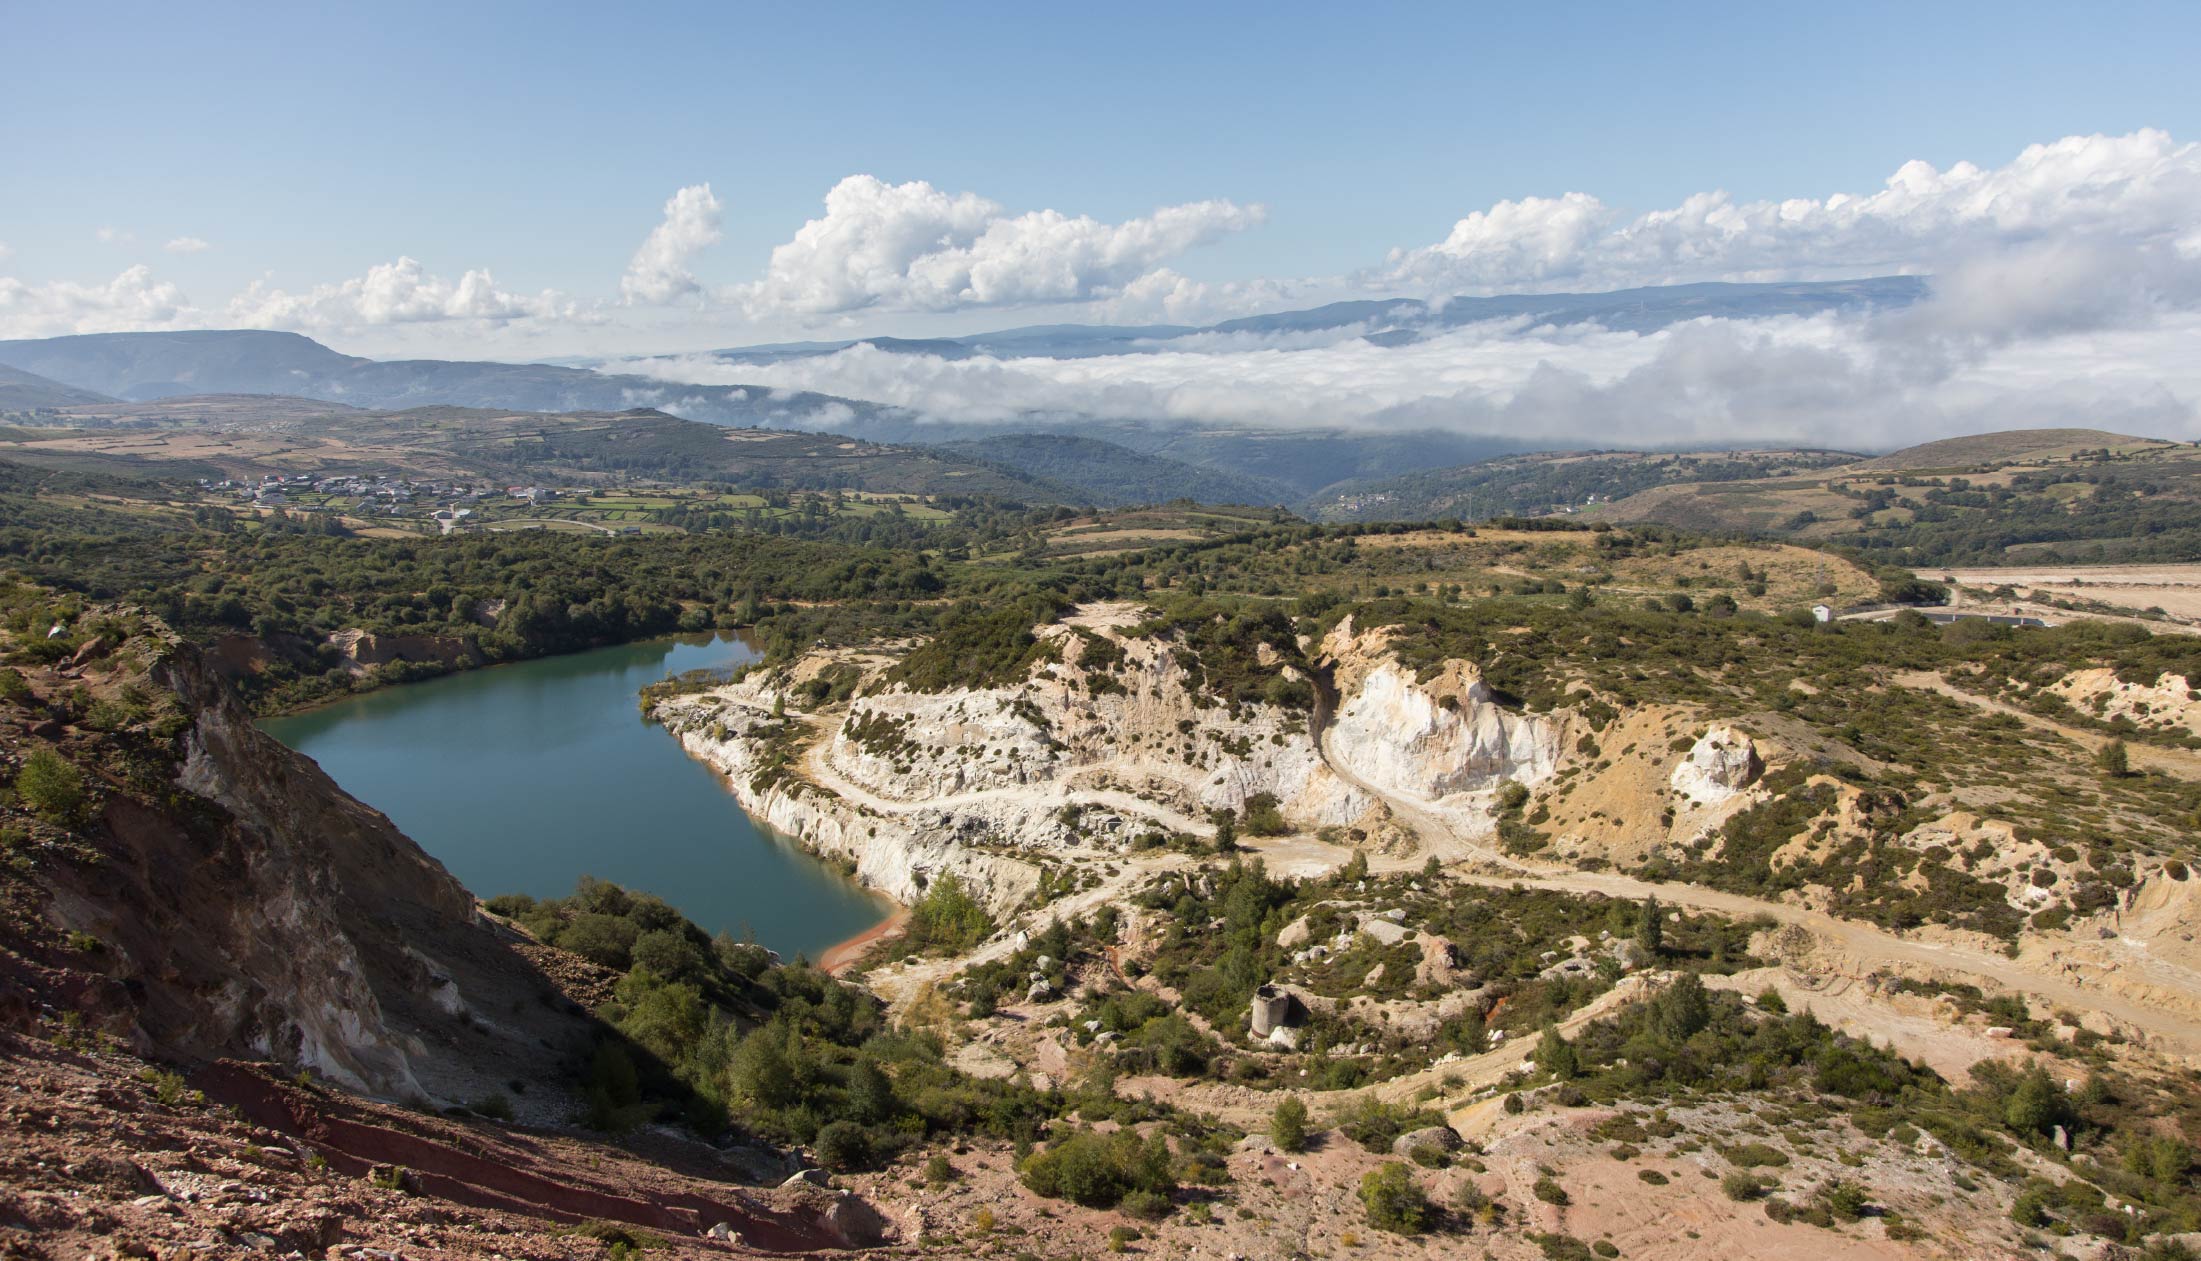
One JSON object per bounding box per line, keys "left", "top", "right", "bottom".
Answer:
{"left": 1382, "top": 130, "right": 2201, "bottom": 296}
{"left": 0, "top": 266, "right": 196, "bottom": 337}
{"left": 226, "top": 257, "right": 583, "bottom": 332}
{"left": 737, "top": 175, "right": 1265, "bottom": 317}
{"left": 94, "top": 226, "right": 136, "bottom": 245}
{"left": 622, "top": 183, "right": 723, "bottom": 305}
{"left": 164, "top": 236, "right": 213, "bottom": 254}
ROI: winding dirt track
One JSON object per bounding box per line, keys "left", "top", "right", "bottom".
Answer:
{"left": 798, "top": 732, "right": 1215, "bottom": 837}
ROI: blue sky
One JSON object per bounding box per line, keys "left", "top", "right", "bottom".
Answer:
{"left": 4, "top": 1, "right": 2199, "bottom": 357}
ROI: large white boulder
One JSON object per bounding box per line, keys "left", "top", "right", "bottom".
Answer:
{"left": 1670, "top": 724, "right": 1762, "bottom": 804}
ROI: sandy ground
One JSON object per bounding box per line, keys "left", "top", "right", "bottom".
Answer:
{"left": 1933, "top": 562, "right": 2201, "bottom": 620}
{"left": 819, "top": 906, "right": 910, "bottom": 975}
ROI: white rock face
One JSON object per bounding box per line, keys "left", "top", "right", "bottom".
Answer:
{"left": 1669, "top": 724, "right": 1762, "bottom": 804}
{"left": 1326, "top": 659, "right": 1566, "bottom": 801}
{"left": 655, "top": 617, "right": 1389, "bottom": 920}
{"left": 655, "top": 696, "right": 1044, "bottom": 915}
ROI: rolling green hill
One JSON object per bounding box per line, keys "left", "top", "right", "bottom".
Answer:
{"left": 4, "top": 397, "right": 1075, "bottom": 501}
{"left": 937, "top": 433, "right": 1291, "bottom": 507}
{"left": 1310, "top": 448, "right": 1860, "bottom": 523}
{"left": 1608, "top": 429, "right": 2201, "bottom": 565}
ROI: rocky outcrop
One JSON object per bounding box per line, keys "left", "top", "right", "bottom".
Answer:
{"left": 653, "top": 617, "right": 1380, "bottom": 915}
{"left": 657, "top": 695, "right": 1045, "bottom": 914}
{"left": 15, "top": 628, "right": 591, "bottom": 1107}
{"left": 326, "top": 629, "right": 484, "bottom": 672}
{"left": 825, "top": 622, "right": 1361, "bottom": 826}
{"left": 1669, "top": 724, "right": 1762, "bottom": 804}
{"left": 656, "top": 608, "right": 1618, "bottom": 917}
{"left": 1323, "top": 621, "right": 1568, "bottom": 802}
{"left": 2047, "top": 667, "right": 2201, "bottom": 737}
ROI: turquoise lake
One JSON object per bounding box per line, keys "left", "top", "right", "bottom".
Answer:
{"left": 262, "top": 634, "right": 889, "bottom": 960}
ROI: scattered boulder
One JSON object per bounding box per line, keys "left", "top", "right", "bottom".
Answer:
{"left": 1277, "top": 915, "right": 1314, "bottom": 949}
{"left": 1414, "top": 934, "right": 1460, "bottom": 988}
{"left": 1392, "top": 1126, "right": 1463, "bottom": 1158}
{"left": 69, "top": 636, "right": 111, "bottom": 668}
{"left": 1360, "top": 919, "right": 1411, "bottom": 947}
{"left": 820, "top": 1191, "right": 892, "bottom": 1248}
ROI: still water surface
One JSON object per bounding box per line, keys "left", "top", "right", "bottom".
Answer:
{"left": 262, "top": 635, "right": 888, "bottom": 960}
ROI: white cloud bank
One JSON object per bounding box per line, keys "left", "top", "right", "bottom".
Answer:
{"left": 164, "top": 236, "right": 213, "bottom": 254}
{"left": 733, "top": 175, "right": 1265, "bottom": 317}
{"left": 635, "top": 304, "right": 2201, "bottom": 450}
{"left": 1380, "top": 129, "right": 2201, "bottom": 296}
{"left": 621, "top": 183, "right": 723, "bottom": 304}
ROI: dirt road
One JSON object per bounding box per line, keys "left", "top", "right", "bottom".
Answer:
{"left": 1891, "top": 668, "right": 2201, "bottom": 779}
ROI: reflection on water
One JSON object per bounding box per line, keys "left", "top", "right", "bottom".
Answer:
{"left": 262, "top": 634, "right": 888, "bottom": 959}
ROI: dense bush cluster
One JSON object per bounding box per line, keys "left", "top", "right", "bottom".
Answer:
{"left": 487, "top": 879, "right": 1053, "bottom": 1162}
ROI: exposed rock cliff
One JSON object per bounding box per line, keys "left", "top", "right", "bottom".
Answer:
{"left": 325, "top": 628, "right": 485, "bottom": 673}
{"left": 656, "top": 607, "right": 1605, "bottom": 915}
{"left": 1322, "top": 619, "right": 1570, "bottom": 803}
{"left": 1, "top": 620, "right": 592, "bottom": 1107}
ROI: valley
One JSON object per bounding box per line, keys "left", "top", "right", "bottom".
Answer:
{"left": 13, "top": 438, "right": 2201, "bottom": 1258}
{"left": 5, "top": 339, "right": 2201, "bottom": 1261}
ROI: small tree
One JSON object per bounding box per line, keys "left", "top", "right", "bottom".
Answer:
{"left": 1651, "top": 972, "right": 1712, "bottom": 1043}
{"left": 16, "top": 748, "right": 88, "bottom": 825}
{"left": 2005, "top": 1064, "right": 2075, "bottom": 1138}
{"left": 1535, "top": 1024, "right": 1579, "bottom": 1080}
{"left": 1210, "top": 809, "right": 1238, "bottom": 851}
{"left": 1635, "top": 895, "right": 1664, "bottom": 957}
{"left": 1359, "top": 1162, "right": 1429, "bottom": 1234}
{"left": 2098, "top": 739, "right": 2130, "bottom": 778}
{"left": 1271, "top": 1096, "right": 1309, "bottom": 1153}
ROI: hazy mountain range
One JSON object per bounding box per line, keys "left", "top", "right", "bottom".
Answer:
{"left": 0, "top": 277, "right": 1933, "bottom": 503}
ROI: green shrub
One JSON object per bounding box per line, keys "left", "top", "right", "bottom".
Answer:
{"left": 1721, "top": 1171, "right": 1766, "bottom": 1201}
{"left": 466, "top": 1093, "right": 514, "bottom": 1122}
{"left": 1533, "top": 1176, "right": 1570, "bottom": 1206}
{"left": 814, "top": 1119, "right": 873, "bottom": 1172}
{"left": 1358, "top": 1163, "right": 1429, "bottom": 1235}
{"left": 1817, "top": 1180, "right": 1871, "bottom": 1222}
{"left": 1019, "top": 1129, "right": 1174, "bottom": 1209}
{"left": 15, "top": 748, "right": 88, "bottom": 824}
{"left": 904, "top": 873, "right": 995, "bottom": 955}
{"left": 1270, "top": 1096, "right": 1309, "bottom": 1153}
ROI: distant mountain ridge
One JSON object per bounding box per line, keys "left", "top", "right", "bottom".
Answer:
{"left": 0, "top": 362, "right": 116, "bottom": 408}
{"left": 0, "top": 329, "right": 882, "bottom": 431}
